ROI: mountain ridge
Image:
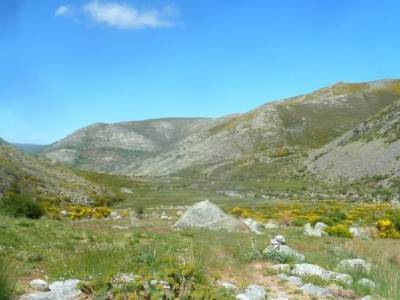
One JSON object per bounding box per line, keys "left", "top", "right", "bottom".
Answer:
{"left": 42, "top": 79, "right": 400, "bottom": 178}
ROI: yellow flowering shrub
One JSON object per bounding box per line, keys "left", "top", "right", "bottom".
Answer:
{"left": 325, "top": 224, "right": 352, "bottom": 238}
{"left": 376, "top": 219, "right": 400, "bottom": 239}
{"left": 68, "top": 206, "right": 112, "bottom": 220}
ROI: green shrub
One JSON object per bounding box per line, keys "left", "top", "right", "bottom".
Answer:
{"left": 325, "top": 224, "right": 352, "bottom": 238}
{"left": 0, "top": 194, "right": 45, "bottom": 219}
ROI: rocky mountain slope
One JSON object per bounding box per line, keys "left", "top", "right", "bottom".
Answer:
{"left": 308, "top": 98, "right": 400, "bottom": 187}
{"left": 43, "top": 79, "right": 400, "bottom": 178}
{"left": 0, "top": 141, "right": 104, "bottom": 203}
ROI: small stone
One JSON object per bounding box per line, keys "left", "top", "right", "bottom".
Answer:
{"left": 219, "top": 281, "right": 238, "bottom": 290}
{"left": 356, "top": 278, "right": 376, "bottom": 291}
{"left": 271, "top": 235, "right": 286, "bottom": 245}
{"left": 236, "top": 284, "right": 266, "bottom": 300}
{"left": 29, "top": 279, "right": 49, "bottom": 292}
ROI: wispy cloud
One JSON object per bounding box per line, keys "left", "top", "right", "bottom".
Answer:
{"left": 55, "top": 1, "right": 177, "bottom": 30}
{"left": 54, "top": 5, "right": 72, "bottom": 17}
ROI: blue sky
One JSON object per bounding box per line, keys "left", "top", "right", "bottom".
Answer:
{"left": 1, "top": 0, "right": 400, "bottom": 144}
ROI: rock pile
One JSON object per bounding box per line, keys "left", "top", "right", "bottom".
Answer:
{"left": 263, "top": 235, "right": 305, "bottom": 263}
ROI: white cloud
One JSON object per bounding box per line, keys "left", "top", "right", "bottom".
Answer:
{"left": 82, "top": 1, "right": 175, "bottom": 29}
{"left": 54, "top": 5, "right": 72, "bottom": 17}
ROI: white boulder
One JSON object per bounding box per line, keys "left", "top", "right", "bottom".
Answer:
{"left": 173, "top": 200, "right": 248, "bottom": 232}
{"left": 304, "top": 223, "right": 327, "bottom": 237}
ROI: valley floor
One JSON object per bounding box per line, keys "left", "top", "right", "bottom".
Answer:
{"left": 1, "top": 177, "right": 400, "bottom": 299}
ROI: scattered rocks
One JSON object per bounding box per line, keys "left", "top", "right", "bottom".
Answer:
{"left": 173, "top": 200, "right": 249, "bottom": 232}
{"left": 236, "top": 284, "right": 266, "bottom": 300}
{"left": 304, "top": 222, "right": 327, "bottom": 237}
{"left": 263, "top": 235, "right": 305, "bottom": 263}
{"left": 337, "top": 258, "right": 371, "bottom": 274}
{"left": 21, "top": 279, "right": 81, "bottom": 300}
{"left": 59, "top": 210, "right": 68, "bottom": 217}
{"left": 29, "top": 279, "right": 49, "bottom": 292}
{"left": 291, "top": 263, "right": 353, "bottom": 286}
{"left": 243, "top": 218, "right": 263, "bottom": 235}
{"left": 356, "top": 278, "right": 376, "bottom": 291}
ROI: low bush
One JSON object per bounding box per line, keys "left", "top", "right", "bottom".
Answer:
{"left": 325, "top": 224, "right": 352, "bottom": 238}
{"left": 0, "top": 194, "right": 44, "bottom": 219}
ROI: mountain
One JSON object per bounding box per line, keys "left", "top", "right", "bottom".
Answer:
{"left": 308, "top": 98, "right": 400, "bottom": 188}
{"left": 12, "top": 143, "right": 48, "bottom": 154}
{"left": 0, "top": 142, "right": 104, "bottom": 203}
{"left": 43, "top": 79, "right": 400, "bottom": 178}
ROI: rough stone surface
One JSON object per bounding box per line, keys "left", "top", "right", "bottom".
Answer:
{"left": 29, "top": 280, "right": 49, "bottom": 292}
{"left": 277, "top": 274, "right": 303, "bottom": 287}
{"left": 243, "top": 218, "right": 263, "bottom": 235}
{"left": 173, "top": 200, "right": 248, "bottom": 232}
{"left": 291, "top": 263, "right": 353, "bottom": 286}
{"left": 236, "top": 284, "right": 266, "bottom": 300}
{"left": 300, "top": 283, "right": 331, "bottom": 297}
{"left": 21, "top": 279, "right": 81, "bottom": 300}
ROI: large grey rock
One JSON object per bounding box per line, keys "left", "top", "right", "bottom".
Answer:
{"left": 243, "top": 218, "right": 263, "bottom": 235}
{"left": 300, "top": 283, "right": 331, "bottom": 297}
{"left": 291, "top": 263, "right": 353, "bottom": 286}
{"left": 21, "top": 279, "right": 81, "bottom": 300}
{"left": 337, "top": 258, "right": 371, "bottom": 274}
{"left": 173, "top": 200, "right": 248, "bottom": 232}
{"left": 236, "top": 284, "right": 266, "bottom": 300}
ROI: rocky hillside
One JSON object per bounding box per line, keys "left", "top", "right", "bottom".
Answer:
{"left": 0, "top": 141, "right": 104, "bottom": 203}
{"left": 43, "top": 79, "right": 400, "bottom": 177}
{"left": 308, "top": 99, "right": 400, "bottom": 187}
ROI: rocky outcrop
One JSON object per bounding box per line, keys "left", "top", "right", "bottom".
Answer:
{"left": 20, "top": 279, "right": 81, "bottom": 300}
{"left": 173, "top": 200, "right": 248, "bottom": 232}
{"left": 291, "top": 263, "right": 353, "bottom": 286}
